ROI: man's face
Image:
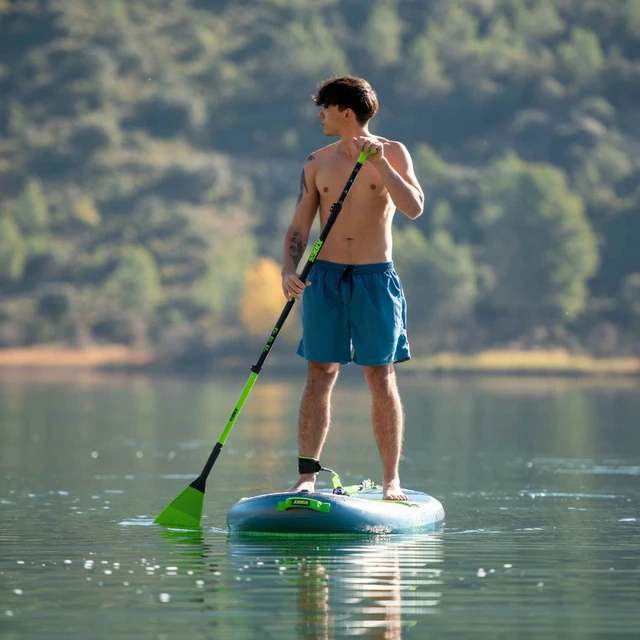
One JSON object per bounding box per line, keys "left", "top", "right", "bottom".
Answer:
{"left": 318, "top": 104, "right": 346, "bottom": 136}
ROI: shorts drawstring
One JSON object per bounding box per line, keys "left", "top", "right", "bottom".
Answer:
{"left": 338, "top": 265, "right": 355, "bottom": 304}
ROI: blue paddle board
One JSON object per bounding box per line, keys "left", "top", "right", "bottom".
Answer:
{"left": 227, "top": 486, "right": 444, "bottom": 535}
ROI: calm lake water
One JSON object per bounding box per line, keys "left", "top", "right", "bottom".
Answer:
{"left": 1, "top": 369, "right": 639, "bottom": 639}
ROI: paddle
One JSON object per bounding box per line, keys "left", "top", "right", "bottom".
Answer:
{"left": 155, "top": 149, "right": 376, "bottom": 528}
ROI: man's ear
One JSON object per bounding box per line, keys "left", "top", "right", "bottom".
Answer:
{"left": 343, "top": 108, "right": 353, "bottom": 121}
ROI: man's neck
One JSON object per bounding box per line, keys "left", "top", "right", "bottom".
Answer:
{"left": 337, "top": 126, "right": 371, "bottom": 156}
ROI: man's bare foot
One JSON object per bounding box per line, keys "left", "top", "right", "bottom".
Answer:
{"left": 289, "top": 473, "right": 316, "bottom": 493}
{"left": 382, "top": 479, "right": 407, "bottom": 501}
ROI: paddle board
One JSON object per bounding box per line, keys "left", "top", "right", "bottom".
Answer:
{"left": 227, "top": 485, "right": 444, "bottom": 535}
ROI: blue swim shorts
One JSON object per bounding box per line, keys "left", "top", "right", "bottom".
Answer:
{"left": 296, "top": 260, "right": 411, "bottom": 366}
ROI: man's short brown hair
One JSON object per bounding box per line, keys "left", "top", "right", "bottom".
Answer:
{"left": 313, "top": 76, "right": 379, "bottom": 125}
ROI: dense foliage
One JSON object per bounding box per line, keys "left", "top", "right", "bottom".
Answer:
{"left": 1, "top": 0, "right": 639, "bottom": 361}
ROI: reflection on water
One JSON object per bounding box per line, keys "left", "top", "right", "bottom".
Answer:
{"left": 224, "top": 535, "right": 443, "bottom": 639}
{"left": 1, "top": 372, "right": 639, "bottom": 638}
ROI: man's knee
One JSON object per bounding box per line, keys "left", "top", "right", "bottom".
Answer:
{"left": 364, "top": 364, "right": 397, "bottom": 394}
{"left": 307, "top": 361, "right": 340, "bottom": 392}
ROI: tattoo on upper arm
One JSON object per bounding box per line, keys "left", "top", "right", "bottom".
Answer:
{"left": 288, "top": 230, "right": 307, "bottom": 268}
{"left": 296, "top": 154, "right": 316, "bottom": 204}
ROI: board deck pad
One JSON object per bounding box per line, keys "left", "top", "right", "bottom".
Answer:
{"left": 227, "top": 485, "right": 445, "bottom": 535}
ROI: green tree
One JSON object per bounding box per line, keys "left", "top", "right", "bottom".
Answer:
{"left": 478, "top": 153, "right": 599, "bottom": 324}
{"left": 362, "top": 0, "right": 403, "bottom": 68}
{"left": 0, "top": 217, "right": 27, "bottom": 281}
{"left": 193, "top": 230, "right": 257, "bottom": 329}
{"left": 557, "top": 28, "right": 604, "bottom": 87}
{"left": 16, "top": 178, "right": 49, "bottom": 231}
{"left": 258, "top": 7, "right": 348, "bottom": 89}
{"left": 413, "top": 144, "right": 449, "bottom": 189}
{"left": 400, "top": 34, "right": 450, "bottom": 96}
{"left": 106, "top": 246, "right": 162, "bottom": 314}
{"left": 104, "top": 246, "right": 162, "bottom": 347}
{"left": 515, "top": 0, "right": 564, "bottom": 41}
{"left": 393, "top": 226, "right": 477, "bottom": 333}
{"left": 432, "top": 199, "right": 454, "bottom": 231}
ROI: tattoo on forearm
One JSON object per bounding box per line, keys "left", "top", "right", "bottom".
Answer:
{"left": 296, "top": 154, "right": 315, "bottom": 204}
{"left": 288, "top": 230, "right": 307, "bottom": 268}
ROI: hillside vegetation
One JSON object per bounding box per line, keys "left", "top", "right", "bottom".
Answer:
{"left": 1, "top": 0, "right": 639, "bottom": 366}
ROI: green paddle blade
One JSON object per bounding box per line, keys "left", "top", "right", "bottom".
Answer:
{"left": 154, "top": 485, "right": 204, "bottom": 528}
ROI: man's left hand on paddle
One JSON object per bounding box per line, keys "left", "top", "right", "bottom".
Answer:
{"left": 282, "top": 272, "right": 310, "bottom": 301}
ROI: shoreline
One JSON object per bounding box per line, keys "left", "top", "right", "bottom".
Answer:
{"left": 0, "top": 345, "right": 155, "bottom": 368}
{"left": 403, "top": 349, "right": 640, "bottom": 377}
{"left": 0, "top": 345, "right": 638, "bottom": 377}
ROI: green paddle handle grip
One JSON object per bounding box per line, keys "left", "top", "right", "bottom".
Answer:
{"left": 357, "top": 148, "right": 378, "bottom": 164}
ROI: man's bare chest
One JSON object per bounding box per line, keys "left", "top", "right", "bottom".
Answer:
{"left": 314, "top": 161, "right": 387, "bottom": 207}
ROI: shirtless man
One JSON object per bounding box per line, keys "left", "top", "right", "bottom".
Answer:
{"left": 281, "top": 76, "right": 424, "bottom": 500}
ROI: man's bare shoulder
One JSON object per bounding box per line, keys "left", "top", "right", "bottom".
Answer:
{"left": 305, "top": 142, "right": 339, "bottom": 163}
{"left": 378, "top": 138, "right": 409, "bottom": 156}
{"left": 379, "top": 139, "right": 416, "bottom": 172}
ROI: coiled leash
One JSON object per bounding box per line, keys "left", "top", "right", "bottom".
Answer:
{"left": 298, "top": 457, "right": 374, "bottom": 496}
{"left": 298, "top": 456, "right": 347, "bottom": 495}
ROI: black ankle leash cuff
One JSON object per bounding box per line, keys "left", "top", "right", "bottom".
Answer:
{"left": 298, "top": 457, "right": 322, "bottom": 474}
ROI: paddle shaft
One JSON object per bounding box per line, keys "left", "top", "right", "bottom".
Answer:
{"left": 191, "top": 151, "right": 373, "bottom": 491}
